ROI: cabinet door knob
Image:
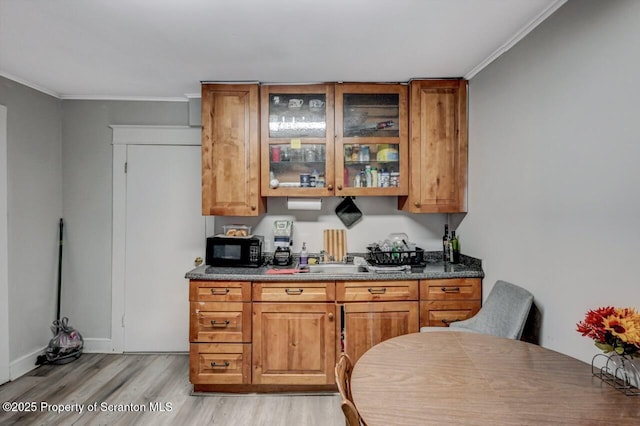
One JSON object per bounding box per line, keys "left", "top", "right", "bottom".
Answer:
{"left": 251, "top": 205, "right": 256, "bottom": 210}
{"left": 328, "top": 313, "right": 334, "bottom": 321}
{"left": 337, "top": 185, "right": 342, "bottom": 191}
{"left": 327, "top": 184, "right": 334, "bottom": 190}
{"left": 414, "top": 201, "right": 420, "bottom": 207}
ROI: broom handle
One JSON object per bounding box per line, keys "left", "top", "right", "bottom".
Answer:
{"left": 57, "top": 218, "right": 63, "bottom": 321}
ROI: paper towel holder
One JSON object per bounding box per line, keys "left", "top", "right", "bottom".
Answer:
{"left": 286, "top": 197, "right": 322, "bottom": 211}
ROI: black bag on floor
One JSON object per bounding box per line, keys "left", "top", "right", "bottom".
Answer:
{"left": 36, "top": 317, "right": 83, "bottom": 365}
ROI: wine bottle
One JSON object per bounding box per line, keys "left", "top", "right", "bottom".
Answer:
{"left": 442, "top": 224, "right": 449, "bottom": 262}
{"left": 450, "top": 231, "right": 459, "bottom": 264}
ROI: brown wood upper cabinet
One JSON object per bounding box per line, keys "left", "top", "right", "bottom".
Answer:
{"left": 260, "top": 83, "right": 408, "bottom": 197}
{"left": 399, "top": 79, "right": 468, "bottom": 213}
{"left": 260, "top": 84, "right": 336, "bottom": 197}
{"left": 335, "top": 83, "right": 408, "bottom": 196}
{"left": 201, "top": 83, "right": 266, "bottom": 216}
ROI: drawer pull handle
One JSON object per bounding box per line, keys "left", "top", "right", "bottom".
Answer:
{"left": 210, "top": 361, "right": 230, "bottom": 368}
{"left": 285, "top": 288, "right": 304, "bottom": 295}
{"left": 441, "top": 287, "right": 460, "bottom": 293}
{"left": 368, "top": 287, "right": 387, "bottom": 294}
{"left": 211, "top": 320, "right": 230, "bottom": 328}
{"left": 211, "top": 288, "right": 230, "bottom": 295}
{"left": 442, "top": 319, "right": 461, "bottom": 325}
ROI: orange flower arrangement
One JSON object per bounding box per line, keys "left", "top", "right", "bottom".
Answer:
{"left": 577, "top": 307, "right": 640, "bottom": 358}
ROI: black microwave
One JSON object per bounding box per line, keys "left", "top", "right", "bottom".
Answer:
{"left": 206, "top": 235, "right": 263, "bottom": 267}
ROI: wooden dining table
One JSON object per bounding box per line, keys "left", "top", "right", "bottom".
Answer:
{"left": 350, "top": 332, "right": 639, "bottom": 426}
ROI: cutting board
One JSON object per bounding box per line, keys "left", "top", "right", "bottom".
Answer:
{"left": 323, "top": 229, "right": 346, "bottom": 262}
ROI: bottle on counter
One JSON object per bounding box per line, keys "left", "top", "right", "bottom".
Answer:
{"left": 299, "top": 242, "right": 308, "bottom": 265}
{"left": 442, "top": 224, "right": 450, "bottom": 262}
{"left": 450, "top": 231, "right": 460, "bottom": 264}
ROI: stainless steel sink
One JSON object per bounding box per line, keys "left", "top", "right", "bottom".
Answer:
{"left": 305, "top": 264, "right": 367, "bottom": 274}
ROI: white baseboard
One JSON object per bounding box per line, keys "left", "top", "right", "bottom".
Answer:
{"left": 83, "top": 338, "right": 114, "bottom": 353}
{"left": 9, "top": 338, "right": 115, "bottom": 381}
{"left": 10, "top": 346, "right": 46, "bottom": 380}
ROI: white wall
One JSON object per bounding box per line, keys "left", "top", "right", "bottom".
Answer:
{"left": 0, "top": 77, "right": 63, "bottom": 377}
{"left": 61, "top": 101, "right": 190, "bottom": 344}
{"left": 460, "top": 0, "right": 640, "bottom": 362}
{"left": 216, "top": 197, "right": 446, "bottom": 255}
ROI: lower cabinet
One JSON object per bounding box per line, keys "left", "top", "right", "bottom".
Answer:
{"left": 341, "top": 301, "right": 419, "bottom": 364}
{"left": 189, "top": 343, "right": 251, "bottom": 385}
{"left": 337, "top": 280, "right": 419, "bottom": 364}
{"left": 419, "top": 278, "right": 482, "bottom": 327}
{"left": 188, "top": 277, "right": 480, "bottom": 392}
{"left": 252, "top": 302, "right": 336, "bottom": 385}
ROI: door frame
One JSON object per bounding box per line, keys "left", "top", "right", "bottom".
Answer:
{"left": 0, "top": 105, "right": 9, "bottom": 382}
{"left": 110, "top": 125, "right": 201, "bottom": 353}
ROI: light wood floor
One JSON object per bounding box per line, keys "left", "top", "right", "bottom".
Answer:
{"left": 0, "top": 353, "right": 344, "bottom": 425}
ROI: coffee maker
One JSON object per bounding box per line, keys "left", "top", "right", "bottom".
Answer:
{"left": 273, "top": 220, "right": 293, "bottom": 266}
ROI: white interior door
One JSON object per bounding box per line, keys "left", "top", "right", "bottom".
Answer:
{"left": 0, "top": 105, "right": 10, "bottom": 382}
{"left": 124, "top": 144, "right": 204, "bottom": 352}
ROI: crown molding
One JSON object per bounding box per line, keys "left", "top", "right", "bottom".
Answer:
{"left": 464, "top": 0, "right": 567, "bottom": 80}
{"left": 60, "top": 94, "right": 188, "bottom": 102}
{"left": 0, "top": 71, "right": 189, "bottom": 101}
{"left": 0, "top": 71, "right": 61, "bottom": 98}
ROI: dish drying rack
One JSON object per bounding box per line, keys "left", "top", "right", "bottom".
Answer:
{"left": 365, "top": 245, "right": 425, "bottom": 266}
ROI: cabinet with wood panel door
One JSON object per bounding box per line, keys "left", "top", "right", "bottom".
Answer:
{"left": 189, "top": 281, "right": 252, "bottom": 387}
{"left": 337, "top": 280, "right": 419, "bottom": 364}
{"left": 201, "top": 83, "right": 265, "bottom": 216}
{"left": 399, "top": 79, "right": 468, "bottom": 213}
{"left": 252, "top": 282, "right": 336, "bottom": 385}
{"left": 419, "top": 278, "right": 481, "bottom": 328}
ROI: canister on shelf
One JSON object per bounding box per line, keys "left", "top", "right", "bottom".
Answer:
{"left": 300, "top": 173, "right": 311, "bottom": 187}
{"left": 271, "top": 146, "right": 281, "bottom": 162}
{"left": 390, "top": 171, "right": 400, "bottom": 187}
{"left": 379, "top": 169, "right": 390, "bottom": 187}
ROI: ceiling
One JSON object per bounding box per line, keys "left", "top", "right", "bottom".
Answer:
{"left": 0, "top": 0, "right": 565, "bottom": 101}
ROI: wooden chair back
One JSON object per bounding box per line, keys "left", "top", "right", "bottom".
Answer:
{"left": 335, "top": 352, "right": 354, "bottom": 402}
{"left": 335, "top": 353, "right": 365, "bottom": 425}
{"left": 341, "top": 400, "right": 361, "bottom": 426}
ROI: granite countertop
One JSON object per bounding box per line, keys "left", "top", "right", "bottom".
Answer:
{"left": 185, "top": 252, "right": 484, "bottom": 282}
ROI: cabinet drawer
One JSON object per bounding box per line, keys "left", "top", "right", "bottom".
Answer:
{"left": 189, "top": 343, "right": 251, "bottom": 385}
{"left": 190, "top": 301, "right": 251, "bottom": 342}
{"left": 337, "top": 280, "right": 418, "bottom": 302}
{"left": 252, "top": 282, "right": 335, "bottom": 302}
{"left": 190, "top": 281, "right": 251, "bottom": 302}
{"left": 419, "top": 300, "right": 481, "bottom": 328}
{"left": 420, "top": 278, "right": 481, "bottom": 301}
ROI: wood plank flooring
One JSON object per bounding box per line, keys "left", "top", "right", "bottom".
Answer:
{"left": 0, "top": 353, "right": 344, "bottom": 425}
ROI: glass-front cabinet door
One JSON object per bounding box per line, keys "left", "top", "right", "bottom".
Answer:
{"left": 335, "top": 84, "right": 408, "bottom": 196}
{"left": 261, "top": 84, "right": 335, "bottom": 196}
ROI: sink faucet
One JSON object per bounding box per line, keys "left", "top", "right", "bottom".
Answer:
{"left": 318, "top": 250, "right": 334, "bottom": 263}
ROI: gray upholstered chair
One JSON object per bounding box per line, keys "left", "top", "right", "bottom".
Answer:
{"left": 420, "top": 280, "right": 534, "bottom": 340}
